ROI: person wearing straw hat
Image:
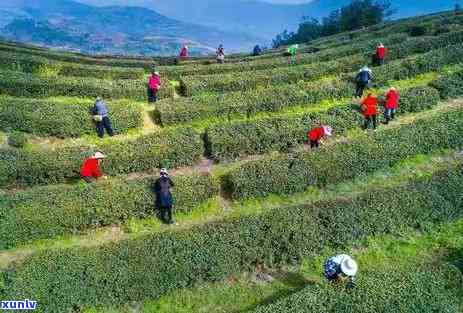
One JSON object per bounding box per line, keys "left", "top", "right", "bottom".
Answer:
{"left": 307, "top": 125, "right": 333, "bottom": 148}
{"left": 383, "top": 87, "right": 400, "bottom": 124}
{"left": 80, "top": 152, "right": 106, "bottom": 183}
{"left": 152, "top": 168, "right": 175, "bottom": 224}
{"left": 147, "top": 71, "right": 161, "bottom": 103}
{"left": 324, "top": 254, "right": 358, "bottom": 289}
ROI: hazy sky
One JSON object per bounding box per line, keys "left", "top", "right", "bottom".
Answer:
{"left": 262, "top": 0, "right": 312, "bottom": 3}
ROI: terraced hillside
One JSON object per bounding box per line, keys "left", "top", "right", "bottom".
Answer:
{"left": 1, "top": 11, "right": 463, "bottom": 313}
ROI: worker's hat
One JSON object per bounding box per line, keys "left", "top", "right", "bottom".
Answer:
{"left": 154, "top": 71, "right": 160, "bottom": 76}
{"left": 322, "top": 125, "right": 333, "bottom": 137}
{"left": 92, "top": 152, "right": 106, "bottom": 159}
{"left": 341, "top": 257, "right": 358, "bottom": 276}
{"left": 389, "top": 87, "right": 396, "bottom": 91}
{"left": 160, "top": 168, "right": 169, "bottom": 175}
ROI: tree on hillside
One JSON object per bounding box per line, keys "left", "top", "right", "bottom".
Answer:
{"left": 273, "top": 0, "right": 394, "bottom": 47}
{"left": 455, "top": 2, "right": 462, "bottom": 13}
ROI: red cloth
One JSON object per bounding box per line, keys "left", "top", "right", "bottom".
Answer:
{"left": 80, "top": 158, "right": 101, "bottom": 178}
{"left": 376, "top": 46, "right": 387, "bottom": 59}
{"left": 148, "top": 74, "right": 161, "bottom": 91}
{"left": 362, "top": 95, "right": 378, "bottom": 117}
{"left": 180, "top": 47, "right": 188, "bottom": 58}
{"left": 385, "top": 89, "right": 400, "bottom": 109}
{"left": 308, "top": 126, "right": 325, "bottom": 141}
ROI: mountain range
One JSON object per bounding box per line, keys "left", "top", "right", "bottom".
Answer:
{"left": 75, "top": 0, "right": 455, "bottom": 39}
{"left": 0, "top": 0, "right": 259, "bottom": 56}
{"left": 0, "top": 0, "right": 455, "bottom": 56}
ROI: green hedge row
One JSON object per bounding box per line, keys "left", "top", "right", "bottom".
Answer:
{"left": 0, "top": 70, "right": 174, "bottom": 100}
{"left": 160, "top": 33, "right": 408, "bottom": 79}
{"left": 431, "top": 67, "right": 463, "bottom": 99}
{"left": 2, "top": 162, "right": 462, "bottom": 312}
{"left": 156, "top": 43, "right": 461, "bottom": 126}
{"left": 0, "top": 173, "right": 217, "bottom": 250}
{"left": 223, "top": 107, "right": 463, "bottom": 199}
{"left": 0, "top": 127, "right": 202, "bottom": 188}
{"left": 163, "top": 12, "right": 462, "bottom": 78}
{"left": 0, "top": 43, "right": 155, "bottom": 69}
{"left": 0, "top": 97, "right": 143, "bottom": 138}
{"left": 205, "top": 86, "right": 440, "bottom": 161}
{"left": 179, "top": 31, "right": 463, "bottom": 96}
{"left": 0, "top": 50, "right": 145, "bottom": 80}
{"left": 251, "top": 262, "right": 463, "bottom": 313}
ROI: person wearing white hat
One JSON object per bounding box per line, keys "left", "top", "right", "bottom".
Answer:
{"left": 355, "top": 66, "right": 373, "bottom": 98}
{"left": 216, "top": 44, "right": 225, "bottom": 63}
{"left": 376, "top": 42, "right": 387, "bottom": 66}
{"left": 80, "top": 152, "right": 106, "bottom": 183}
{"left": 307, "top": 125, "right": 333, "bottom": 148}
{"left": 152, "top": 168, "right": 175, "bottom": 224}
{"left": 147, "top": 71, "right": 161, "bottom": 103}
{"left": 324, "top": 254, "right": 358, "bottom": 289}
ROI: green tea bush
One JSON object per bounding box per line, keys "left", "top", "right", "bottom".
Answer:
{"left": 2, "top": 164, "right": 463, "bottom": 312}
{"left": 0, "top": 173, "right": 217, "bottom": 249}
{"left": 0, "top": 127, "right": 202, "bottom": 187}
{"left": 7, "top": 131, "right": 27, "bottom": 148}
{"left": 0, "top": 43, "right": 155, "bottom": 69}
{"left": 0, "top": 70, "right": 173, "bottom": 100}
{"left": 205, "top": 86, "right": 440, "bottom": 161}
{"left": 0, "top": 97, "right": 143, "bottom": 138}
{"left": 430, "top": 68, "right": 463, "bottom": 99}
{"left": 156, "top": 41, "right": 459, "bottom": 126}
{"left": 180, "top": 32, "right": 463, "bottom": 96}
{"left": 224, "top": 107, "right": 463, "bottom": 199}
{"left": 251, "top": 263, "right": 463, "bottom": 313}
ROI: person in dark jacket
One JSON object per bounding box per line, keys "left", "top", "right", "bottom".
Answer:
{"left": 92, "top": 97, "right": 114, "bottom": 138}
{"left": 216, "top": 44, "right": 225, "bottom": 63}
{"left": 355, "top": 66, "right": 373, "bottom": 98}
{"left": 252, "top": 45, "right": 262, "bottom": 56}
{"left": 152, "top": 168, "right": 175, "bottom": 224}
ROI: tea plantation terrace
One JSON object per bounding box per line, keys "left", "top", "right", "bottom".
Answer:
{"left": 0, "top": 10, "right": 462, "bottom": 313}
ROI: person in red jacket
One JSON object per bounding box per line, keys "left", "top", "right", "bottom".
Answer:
{"left": 361, "top": 93, "right": 378, "bottom": 130}
{"left": 383, "top": 87, "right": 400, "bottom": 124}
{"left": 80, "top": 152, "right": 106, "bottom": 183}
{"left": 307, "top": 125, "right": 333, "bottom": 148}
{"left": 179, "top": 45, "right": 189, "bottom": 60}
{"left": 376, "top": 43, "right": 387, "bottom": 66}
{"left": 147, "top": 71, "right": 161, "bottom": 103}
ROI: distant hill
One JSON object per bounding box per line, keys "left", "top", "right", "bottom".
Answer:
{"left": 0, "top": 0, "right": 259, "bottom": 56}
{"left": 76, "top": 0, "right": 455, "bottom": 40}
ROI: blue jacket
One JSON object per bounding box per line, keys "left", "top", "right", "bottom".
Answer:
{"left": 94, "top": 100, "right": 109, "bottom": 117}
